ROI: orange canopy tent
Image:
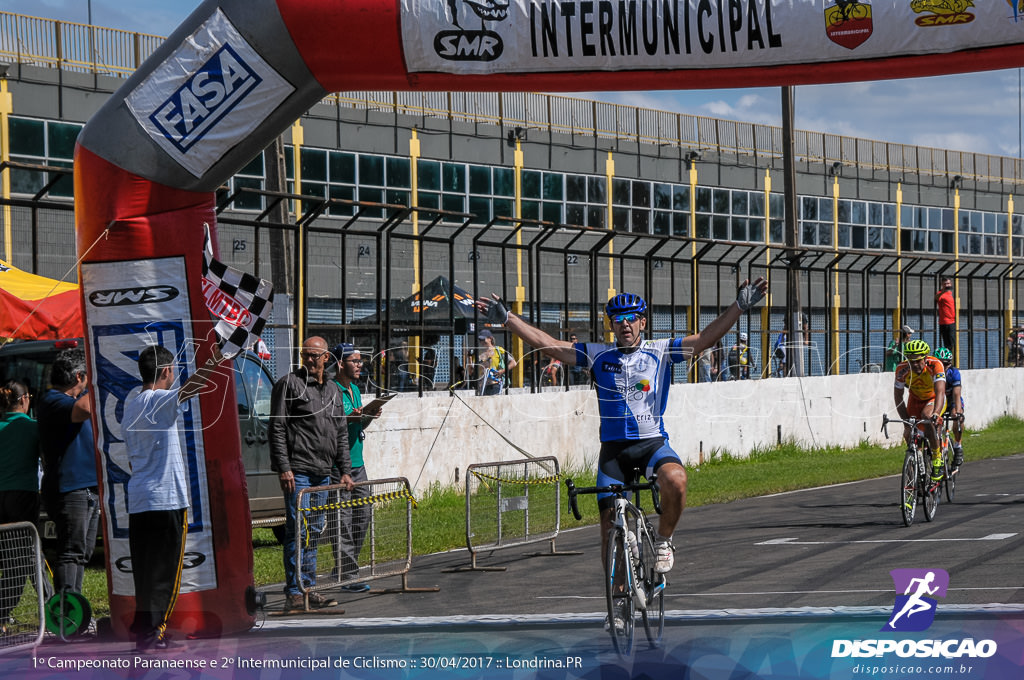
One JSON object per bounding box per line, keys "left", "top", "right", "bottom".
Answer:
{"left": 0, "top": 260, "right": 83, "bottom": 340}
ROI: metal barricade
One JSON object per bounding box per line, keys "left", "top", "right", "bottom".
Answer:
{"left": 0, "top": 522, "right": 45, "bottom": 654}
{"left": 294, "top": 477, "right": 435, "bottom": 611}
{"left": 447, "top": 457, "right": 580, "bottom": 572}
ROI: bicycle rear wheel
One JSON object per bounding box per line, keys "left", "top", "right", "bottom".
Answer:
{"left": 605, "top": 528, "right": 635, "bottom": 656}
{"left": 900, "top": 451, "right": 917, "bottom": 526}
{"left": 638, "top": 526, "right": 665, "bottom": 647}
{"left": 943, "top": 443, "right": 957, "bottom": 503}
{"left": 921, "top": 444, "right": 938, "bottom": 522}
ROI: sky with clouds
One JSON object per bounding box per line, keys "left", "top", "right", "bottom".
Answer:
{"left": 7, "top": 0, "right": 1023, "bottom": 158}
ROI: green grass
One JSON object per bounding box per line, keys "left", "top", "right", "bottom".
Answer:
{"left": 68, "top": 415, "right": 1023, "bottom": 616}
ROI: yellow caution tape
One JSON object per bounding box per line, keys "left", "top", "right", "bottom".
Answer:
{"left": 470, "top": 470, "right": 562, "bottom": 486}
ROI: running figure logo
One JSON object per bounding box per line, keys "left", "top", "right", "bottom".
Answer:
{"left": 883, "top": 568, "right": 949, "bottom": 632}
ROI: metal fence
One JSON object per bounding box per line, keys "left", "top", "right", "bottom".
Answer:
{"left": 0, "top": 522, "right": 45, "bottom": 654}
{"left": 4, "top": 10, "right": 1024, "bottom": 185}
{"left": 3, "top": 160, "right": 1023, "bottom": 388}
{"left": 293, "top": 477, "right": 425, "bottom": 610}
{"left": 449, "top": 457, "right": 570, "bottom": 571}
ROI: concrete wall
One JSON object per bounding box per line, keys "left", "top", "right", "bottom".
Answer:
{"left": 366, "top": 369, "right": 1024, "bottom": 493}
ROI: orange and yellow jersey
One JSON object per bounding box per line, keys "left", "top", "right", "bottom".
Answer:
{"left": 894, "top": 357, "right": 946, "bottom": 401}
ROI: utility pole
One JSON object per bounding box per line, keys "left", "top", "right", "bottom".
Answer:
{"left": 782, "top": 86, "right": 804, "bottom": 377}
{"left": 264, "top": 135, "right": 294, "bottom": 348}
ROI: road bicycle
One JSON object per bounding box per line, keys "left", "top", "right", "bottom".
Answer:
{"left": 565, "top": 475, "right": 666, "bottom": 655}
{"left": 882, "top": 414, "right": 946, "bottom": 526}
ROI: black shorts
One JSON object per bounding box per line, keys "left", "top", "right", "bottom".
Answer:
{"left": 596, "top": 438, "right": 682, "bottom": 511}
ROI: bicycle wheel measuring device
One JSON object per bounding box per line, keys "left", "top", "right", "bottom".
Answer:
{"left": 882, "top": 414, "right": 946, "bottom": 526}
{"left": 566, "top": 476, "right": 666, "bottom": 656}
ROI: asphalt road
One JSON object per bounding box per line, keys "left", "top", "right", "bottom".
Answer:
{"left": 6, "top": 453, "right": 1022, "bottom": 680}
{"left": 305, "top": 452, "right": 1024, "bottom": 618}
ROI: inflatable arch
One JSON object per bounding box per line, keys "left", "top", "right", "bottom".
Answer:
{"left": 75, "top": 0, "right": 1024, "bottom": 638}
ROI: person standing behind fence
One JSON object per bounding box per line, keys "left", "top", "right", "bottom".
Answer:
{"left": 771, "top": 330, "right": 788, "bottom": 377}
{"left": 0, "top": 380, "right": 40, "bottom": 633}
{"left": 726, "top": 332, "right": 754, "bottom": 380}
{"left": 121, "top": 345, "right": 219, "bottom": 652}
{"left": 935, "top": 276, "right": 956, "bottom": 352}
{"left": 541, "top": 355, "right": 565, "bottom": 387}
{"left": 477, "top": 329, "right": 517, "bottom": 395}
{"left": 37, "top": 348, "right": 99, "bottom": 596}
{"left": 330, "top": 343, "right": 382, "bottom": 594}
{"left": 270, "top": 336, "right": 353, "bottom": 612}
{"left": 884, "top": 325, "right": 914, "bottom": 372}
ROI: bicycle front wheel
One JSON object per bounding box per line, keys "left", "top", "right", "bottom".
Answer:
{"left": 605, "top": 528, "right": 635, "bottom": 656}
{"left": 639, "top": 526, "right": 665, "bottom": 647}
{"left": 900, "top": 451, "right": 917, "bottom": 526}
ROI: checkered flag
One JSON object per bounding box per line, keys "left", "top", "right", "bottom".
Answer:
{"left": 202, "top": 223, "right": 274, "bottom": 359}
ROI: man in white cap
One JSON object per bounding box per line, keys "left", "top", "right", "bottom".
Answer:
{"left": 726, "top": 331, "right": 754, "bottom": 380}
{"left": 476, "top": 329, "right": 517, "bottom": 395}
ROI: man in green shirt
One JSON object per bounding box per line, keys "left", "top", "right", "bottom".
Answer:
{"left": 884, "top": 324, "right": 914, "bottom": 372}
{"left": 330, "top": 343, "right": 383, "bottom": 593}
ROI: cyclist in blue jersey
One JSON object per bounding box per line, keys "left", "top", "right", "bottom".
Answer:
{"left": 933, "top": 347, "right": 965, "bottom": 466}
{"left": 477, "top": 277, "right": 768, "bottom": 581}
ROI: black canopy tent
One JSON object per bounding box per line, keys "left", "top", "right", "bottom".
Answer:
{"left": 353, "top": 275, "right": 479, "bottom": 337}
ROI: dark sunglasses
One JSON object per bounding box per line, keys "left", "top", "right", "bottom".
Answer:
{"left": 611, "top": 313, "right": 642, "bottom": 324}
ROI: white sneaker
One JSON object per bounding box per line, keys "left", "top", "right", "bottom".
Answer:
{"left": 604, "top": 601, "right": 629, "bottom": 633}
{"left": 654, "top": 540, "right": 675, "bottom": 573}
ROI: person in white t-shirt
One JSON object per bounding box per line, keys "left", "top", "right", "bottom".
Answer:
{"left": 122, "top": 344, "right": 219, "bottom": 653}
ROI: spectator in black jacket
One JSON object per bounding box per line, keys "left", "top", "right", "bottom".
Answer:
{"left": 269, "top": 336, "right": 353, "bottom": 612}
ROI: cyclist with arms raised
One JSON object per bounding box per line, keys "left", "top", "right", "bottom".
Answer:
{"left": 476, "top": 279, "right": 767, "bottom": 587}
{"left": 933, "top": 346, "right": 965, "bottom": 467}
{"left": 893, "top": 340, "right": 946, "bottom": 480}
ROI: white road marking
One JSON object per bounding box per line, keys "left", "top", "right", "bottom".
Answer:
{"left": 756, "top": 533, "right": 1017, "bottom": 545}
{"left": 258, "top": 603, "right": 1024, "bottom": 630}
{"left": 544, "top": 586, "right": 1024, "bottom": 600}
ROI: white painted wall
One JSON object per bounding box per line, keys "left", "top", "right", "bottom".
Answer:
{"left": 364, "top": 369, "right": 1024, "bottom": 494}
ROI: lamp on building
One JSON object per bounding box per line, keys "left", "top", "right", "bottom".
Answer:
{"left": 829, "top": 161, "right": 843, "bottom": 177}
{"left": 506, "top": 126, "right": 526, "bottom": 148}
{"left": 950, "top": 175, "right": 963, "bottom": 190}
{"left": 0, "top": 62, "right": 9, "bottom": 77}
{"left": 685, "top": 149, "right": 702, "bottom": 163}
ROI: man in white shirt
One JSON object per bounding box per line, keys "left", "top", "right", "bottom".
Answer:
{"left": 122, "top": 344, "right": 219, "bottom": 653}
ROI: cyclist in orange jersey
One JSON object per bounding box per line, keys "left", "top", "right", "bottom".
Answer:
{"left": 893, "top": 339, "right": 946, "bottom": 478}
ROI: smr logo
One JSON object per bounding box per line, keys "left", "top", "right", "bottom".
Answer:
{"left": 883, "top": 568, "right": 949, "bottom": 632}
{"left": 434, "top": 0, "right": 509, "bottom": 61}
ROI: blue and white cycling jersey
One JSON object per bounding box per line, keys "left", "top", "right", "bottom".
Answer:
{"left": 944, "top": 365, "right": 964, "bottom": 408}
{"left": 575, "top": 338, "right": 686, "bottom": 442}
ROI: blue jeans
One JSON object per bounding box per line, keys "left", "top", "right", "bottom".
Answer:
{"left": 282, "top": 473, "right": 329, "bottom": 596}
{"left": 53, "top": 487, "right": 100, "bottom": 594}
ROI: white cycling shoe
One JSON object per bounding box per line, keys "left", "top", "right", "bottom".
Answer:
{"left": 654, "top": 540, "right": 675, "bottom": 573}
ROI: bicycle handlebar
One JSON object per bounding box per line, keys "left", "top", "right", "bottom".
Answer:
{"left": 565, "top": 476, "right": 662, "bottom": 520}
{"left": 881, "top": 413, "right": 938, "bottom": 441}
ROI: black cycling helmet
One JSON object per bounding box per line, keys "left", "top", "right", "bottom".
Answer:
{"left": 904, "top": 339, "right": 930, "bottom": 359}
{"left": 605, "top": 293, "right": 647, "bottom": 318}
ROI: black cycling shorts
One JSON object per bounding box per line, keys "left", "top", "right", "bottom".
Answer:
{"left": 596, "top": 438, "right": 682, "bottom": 511}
